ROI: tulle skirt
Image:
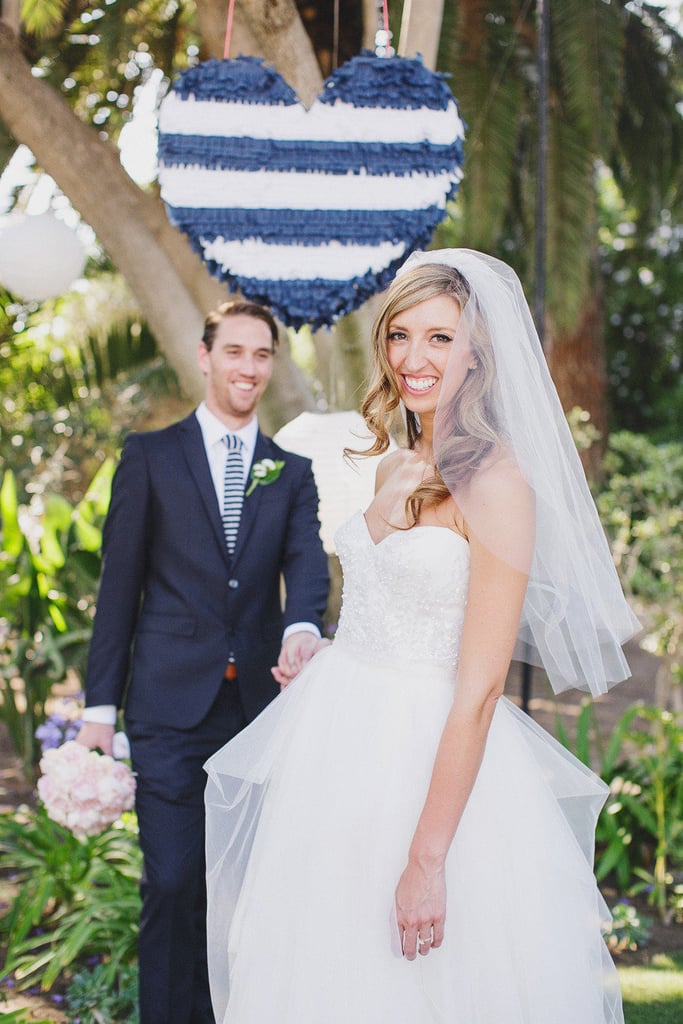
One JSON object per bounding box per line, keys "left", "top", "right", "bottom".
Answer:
{"left": 205, "top": 641, "right": 624, "bottom": 1023}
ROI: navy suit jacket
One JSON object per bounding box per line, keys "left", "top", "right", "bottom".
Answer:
{"left": 84, "top": 413, "right": 329, "bottom": 729}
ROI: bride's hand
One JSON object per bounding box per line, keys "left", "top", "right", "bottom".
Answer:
{"left": 395, "top": 858, "right": 446, "bottom": 960}
{"left": 271, "top": 636, "right": 332, "bottom": 689}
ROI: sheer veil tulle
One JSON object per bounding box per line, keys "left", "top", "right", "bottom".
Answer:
{"left": 396, "top": 249, "right": 640, "bottom": 697}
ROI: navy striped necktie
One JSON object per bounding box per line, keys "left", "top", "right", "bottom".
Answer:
{"left": 222, "top": 434, "right": 244, "bottom": 554}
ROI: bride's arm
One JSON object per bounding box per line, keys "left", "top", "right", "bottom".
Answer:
{"left": 395, "top": 469, "right": 533, "bottom": 960}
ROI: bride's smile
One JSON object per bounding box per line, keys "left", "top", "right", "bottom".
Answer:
{"left": 386, "top": 292, "right": 474, "bottom": 419}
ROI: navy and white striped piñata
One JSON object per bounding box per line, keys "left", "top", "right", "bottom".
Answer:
{"left": 158, "top": 53, "right": 465, "bottom": 329}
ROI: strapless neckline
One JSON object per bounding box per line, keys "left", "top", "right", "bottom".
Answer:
{"left": 332, "top": 511, "right": 471, "bottom": 670}
{"left": 359, "top": 509, "right": 469, "bottom": 552}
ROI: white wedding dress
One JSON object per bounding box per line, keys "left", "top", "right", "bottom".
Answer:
{"left": 205, "top": 510, "right": 624, "bottom": 1023}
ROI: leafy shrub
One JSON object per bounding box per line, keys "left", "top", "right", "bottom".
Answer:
{"left": 0, "top": 461, "right": 114, "bottom": 773}
{"left": 0, "top": 803, "right": 141, "bottom": 989}
{"left": 65, "top": 961, "right": 139, "bottom": 1024}
{"left": 604, "top": 899, "right": 653, "bottom": 953}
{"left": 1, "top": 280, "right": 170, "bottom": 504}
{"left": 556, "top": 701, "right": 683, "bottom": 921}
{"left": 598, "top": 432, "right": 683, "bottom": 685}
{"left": 0, "top": 1009, "right": 52, "bottom": 1024}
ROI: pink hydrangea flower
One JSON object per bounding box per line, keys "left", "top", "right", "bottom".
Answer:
{"left": 38, "top": 740, "right": 136, "bottom": 840}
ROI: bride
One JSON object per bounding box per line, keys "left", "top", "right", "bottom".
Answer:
{"left": 204, "top": 249, "right": 640, "bottom": 1023}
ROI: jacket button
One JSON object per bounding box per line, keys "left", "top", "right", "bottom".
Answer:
{"left": 228, "top": 578, "right": 239, "bottom": 589}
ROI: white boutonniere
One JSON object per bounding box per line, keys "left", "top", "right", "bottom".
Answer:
{"left": 246, "top": 458, "right": 285, "bottom": 497}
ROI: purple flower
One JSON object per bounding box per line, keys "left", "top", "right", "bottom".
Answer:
{"left": 35, "top": 711, "right": 84, "bottom": 754}
{"left": 35, "top": 720, "right": 64, "bottom": 751}
{"left": 64, "top": 720, "right": 83, "bottom": 742}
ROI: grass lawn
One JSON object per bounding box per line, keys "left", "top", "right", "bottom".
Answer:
{"left": 620, "top": 951, "right": 683, "bottom": 1024}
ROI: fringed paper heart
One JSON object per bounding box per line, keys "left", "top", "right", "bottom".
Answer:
{"left": 158, "top": 53, "right": 465, "bottom": 329}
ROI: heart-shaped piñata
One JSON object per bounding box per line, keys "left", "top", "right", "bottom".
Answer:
{"left": 158, "top": 54, "right": 464, "bottom": 329}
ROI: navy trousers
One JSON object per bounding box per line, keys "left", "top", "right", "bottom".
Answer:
{"left": 128, "top": 679, "right": 247, "bottom": 1024}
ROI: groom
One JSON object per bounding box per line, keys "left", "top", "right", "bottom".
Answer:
{"left": 77, "top": 300, "right": 329, "bottom": 1024}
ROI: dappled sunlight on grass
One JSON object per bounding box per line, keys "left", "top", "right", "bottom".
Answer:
{"left": 620, "top": 952, "right": 683, "bottom": 1024}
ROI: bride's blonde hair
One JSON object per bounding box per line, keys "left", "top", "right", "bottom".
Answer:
{"left": 350, "top": 263, "right": 501, "bottom": 525}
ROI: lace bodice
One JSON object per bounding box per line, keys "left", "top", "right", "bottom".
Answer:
{"left": 333, "top": 511, "right": 470, "bottom": 670}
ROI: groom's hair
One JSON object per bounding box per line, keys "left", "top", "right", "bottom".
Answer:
{"left": 202, "top": 300, "right": 279, "bottom": 352}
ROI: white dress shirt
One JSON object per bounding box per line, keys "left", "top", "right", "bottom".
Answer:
{"left": 195, "top": 400, "right": 257, "bottom": 498}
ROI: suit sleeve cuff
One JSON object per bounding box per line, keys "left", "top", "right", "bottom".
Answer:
{"left": 82, "top": 705, "right": 117, "bottom": 726}
{"left": 283, "top": 622, "right": 321, "bottom": 642}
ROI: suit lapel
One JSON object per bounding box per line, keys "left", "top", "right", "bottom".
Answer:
{"left": 178, "top": 414, "right": 231, "bottom": 569}
{"left": 231, "top": 432, "right": 272, "bottom": 567}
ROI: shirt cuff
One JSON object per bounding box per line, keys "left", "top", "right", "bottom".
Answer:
{"left": 82, "top": 705, "right": 117, "bottom": 726}
{"left": 283, "top": 622, "right": 321, "bottom": 642}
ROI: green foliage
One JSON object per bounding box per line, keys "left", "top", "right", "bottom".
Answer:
{"left": 553, "top": 0, "right": 623, "bottom": 149}
{"left": 623, "top": 706, "right": 683, "bottom": 922}
{"left": 440, "top": 1, "right": 525, "bottom": 258}
{"left": 0, "top": 804, "right": 141, "bottom": 990}
{"left": 0, "top": 280, "right": 179, "bottom": 777}
{"left": 438, "top": 0, "right": 682, "bottom": 338}
{"left": 605, "top": 899, "right": 653, "bottom": 953}
{"left": 615, "top": 6, "right": 683, "bottom": 221}
{"left": 18, "top": 0, "right": 200, "bottom": 144}
{"left": 598, "top": 431, "right": 683, "bottom": 676}
{"left": 0, "top": 1009, "right": 52, "bottom": 1024}
{"left": 598, "top": 171, "right": 683, "bottom": 441}
{"left": 566, "top": 406, "right": 602, "bottom": 451}
{"left": 1, "top": 280, "right": 169, "bottom": 502}
{"left": 0, "top": 462, "right": 114, "bottom": 774}
{"left": 20, "top": 0, "right": 69, "bottom": 39}
{"left": 65, "top": 961, "right": 139, "bottom": 1024}
{"left": 556, "top": 701, "right": 683, "bottom": 921}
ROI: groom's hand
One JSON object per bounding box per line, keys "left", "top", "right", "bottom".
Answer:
{"left": 272, "top": 632, "right": 326, "bottom": 690}
{"left": 76, "top": 722, "right": 115, "bottom": 756}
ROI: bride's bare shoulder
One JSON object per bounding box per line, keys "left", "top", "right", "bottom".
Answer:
{"left": 467, "top": 455, "right": 534, "bottom": 527}
{"left": 471, "top": 446, "right": 527, "bottom": 492}
{"left": 373, "top": 447, "right": 412, "bottom": 492}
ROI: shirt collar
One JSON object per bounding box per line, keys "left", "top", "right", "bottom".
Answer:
{"left": 195, "top": 402, "right": 259, "bottom": 456}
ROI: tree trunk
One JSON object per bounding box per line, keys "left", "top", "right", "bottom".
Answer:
{"left": 398, "top": 0, "right": 444, "bottom": 69}
{"left": 198, "top": 0, "right": 324, "bottom": 105}
{"left": 546, "top": 293, "right": 608, "bottom": 482}
{"left": 362, "top": 0, "right": 380, "bottom": 50}
{"left": 195, "top": 0, "right": 261, "bottom": 61}
{"left": 1, "top": 0, "right": 20, "bottom": 33}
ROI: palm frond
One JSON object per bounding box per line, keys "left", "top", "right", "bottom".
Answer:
{"left": 20, "top": 0, "right": 69, "bottom": 38}
{"left": 552, "top": 0, "right": 625, "bottom": 152}
{"left": 443, "top": 0, "right": 527, "bottom": 248}
{"left": 543, "top": 115, "right": 598, "bottom": 331}
{"left": 612, "top": 5, "right": 683, "bottom": 221}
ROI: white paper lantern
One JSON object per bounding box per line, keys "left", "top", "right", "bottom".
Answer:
{"left": 0, "top": 212, "right": 87, "bottom": 301}
{"left": 274, "top": 410, "right": 397, "bottom": 554}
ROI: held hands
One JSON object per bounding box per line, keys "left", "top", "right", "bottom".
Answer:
{"left": 271, "top": 632, "right": 331, "bottom": 689}
{"left": 75, "top": 721, "right": 115, "bottom": 757}
{"left": 395, "top": 856, "right": 446, "bottom": 960}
